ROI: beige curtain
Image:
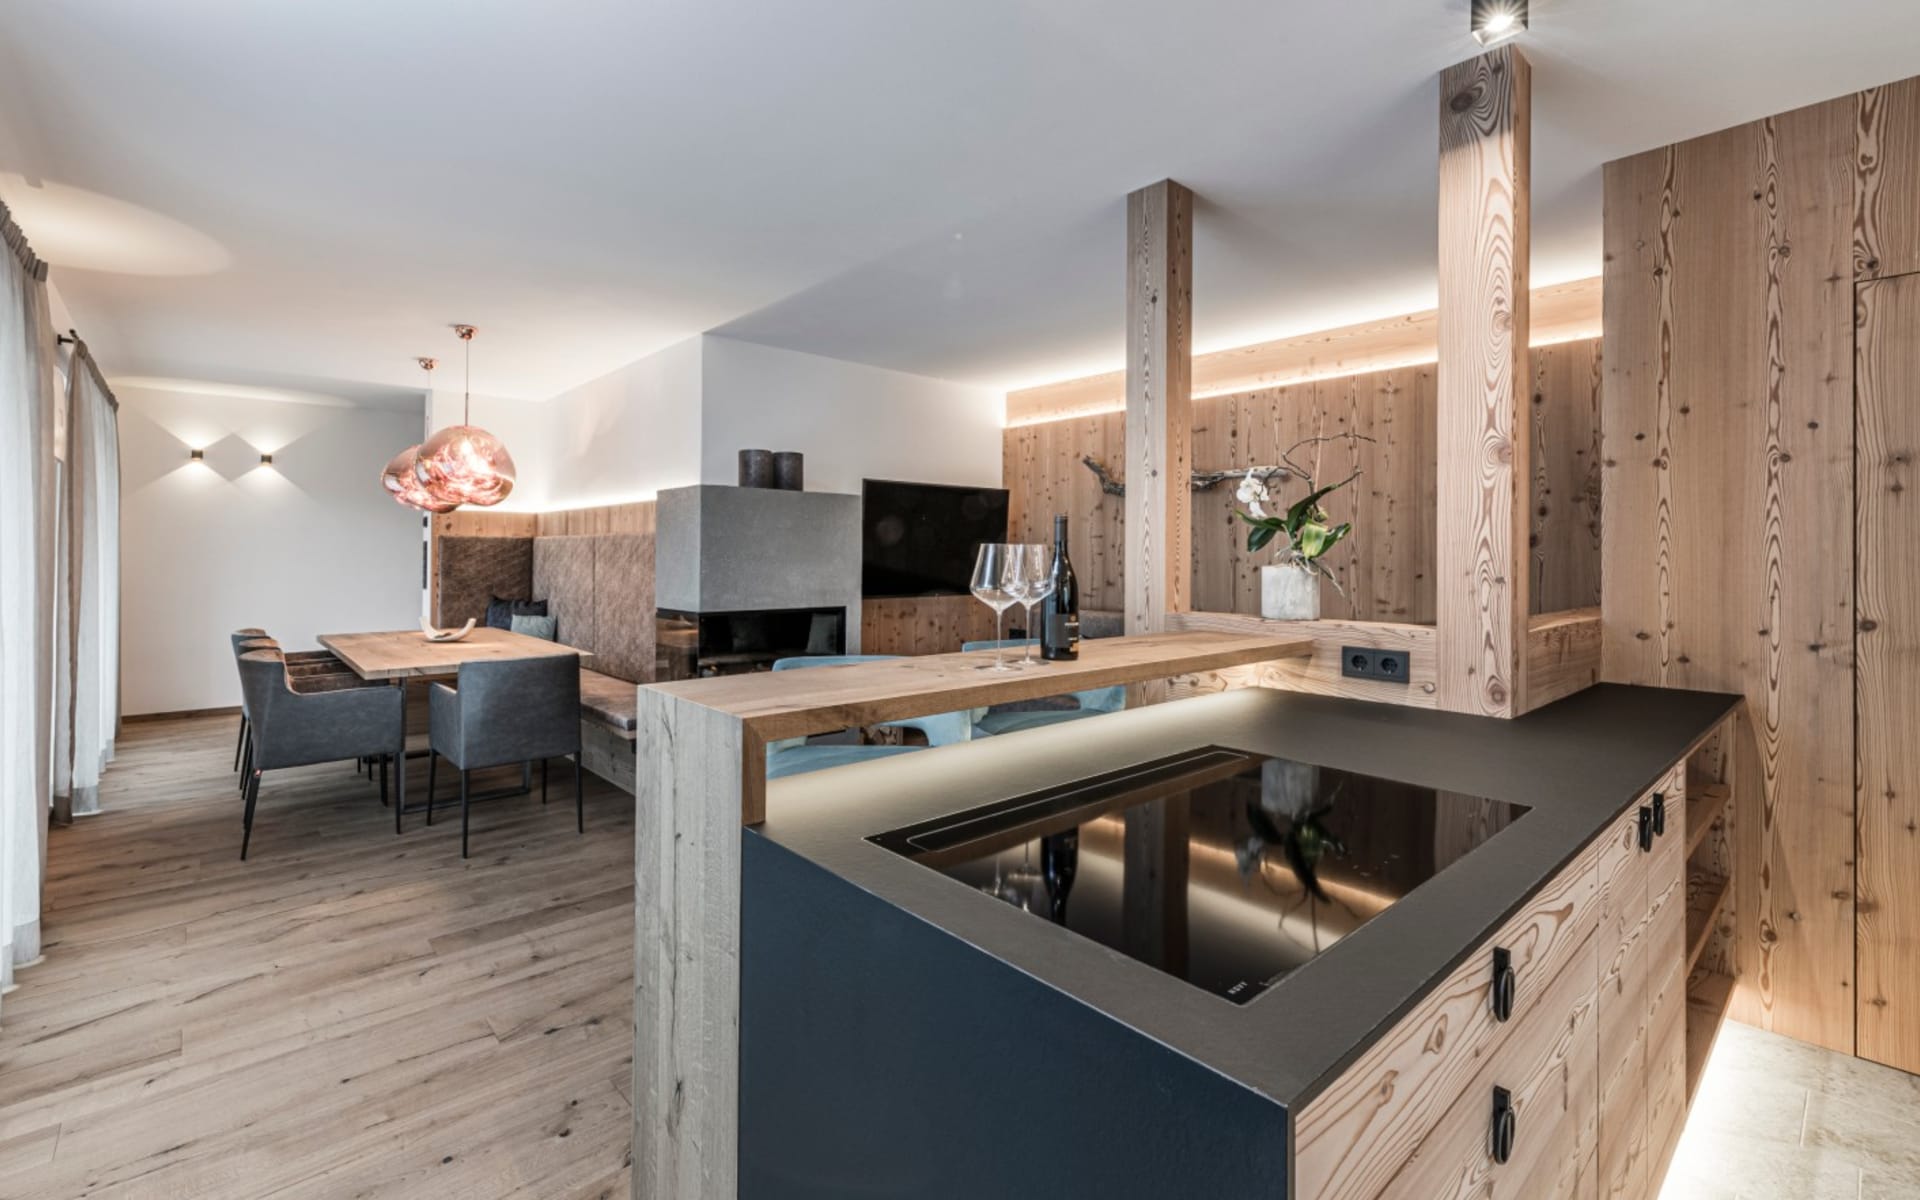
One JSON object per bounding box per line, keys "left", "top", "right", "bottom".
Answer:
{"left": 0, "top": 198, "right": 58, "bottom": 1010}
{"left": 53, "top": 340, "right": 119, "bottom": 821}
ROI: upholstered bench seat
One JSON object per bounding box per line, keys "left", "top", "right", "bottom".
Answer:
{"left": 579, "top": 668, "right": 639, "bottom": 736}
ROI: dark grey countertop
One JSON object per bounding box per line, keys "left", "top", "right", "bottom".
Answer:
{"left": 752, "top": 682, "right": 1740, "bottom": 1111}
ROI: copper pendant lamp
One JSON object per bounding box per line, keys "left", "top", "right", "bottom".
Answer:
{"left": 381, "top": 357, "right": 460, "bottom": 513}
{"left": 415, "top": 325, "right": 516, "bottom": 507}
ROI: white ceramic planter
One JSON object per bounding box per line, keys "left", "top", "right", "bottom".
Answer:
{"left": 1260, "top": 563, "right": 1320, "bottom": 621}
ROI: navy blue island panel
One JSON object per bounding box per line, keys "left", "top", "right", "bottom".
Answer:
{"left": 739, "top": 830, "right": 1292, "bottom": 1200}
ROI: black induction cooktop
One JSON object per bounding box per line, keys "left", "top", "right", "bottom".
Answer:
{"left": 870, "top": 746, "right": 1530, "bottom": 1005}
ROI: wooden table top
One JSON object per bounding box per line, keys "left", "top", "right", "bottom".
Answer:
{"left": 647, "top": 629, "right": 1313, "bottom": 743}
{"left": 319, "top": 627, "right": 592, "bottom": 681}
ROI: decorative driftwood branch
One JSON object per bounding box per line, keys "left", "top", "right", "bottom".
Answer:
{"left": 1079, "top": 433, "right": 1375, "bottom": 497}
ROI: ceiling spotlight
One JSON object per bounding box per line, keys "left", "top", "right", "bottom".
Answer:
{"left": 1471, "top": 0, "right": 1528, "bottom": 46}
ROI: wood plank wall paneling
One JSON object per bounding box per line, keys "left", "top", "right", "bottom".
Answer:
{"left": 1531, "top": 339, "right": 1604, "bottom": 611}
{"left": 1192, "top": 368, "right": 1439, "bottom": 624}
{"left": 1855, "top": 77, "right": 1920, "bottom": 281}
{"left": 1437, "top": 45, "right": 1531, "bottom": 718}
{"left": 1602, "top": 96, "right": 1857, "bottom": 1053}
{"left": 535, "top": 501, "right": 658, "bottom": 537}
{"left": 1004, "top": 276, "right": 1603, "bottom": 426}
{"left": 861, "top": 595, "right": 1001, "bottom": 656}
{"left": 1122, "top": 178, "right": 1194, "bottom": 642}
{"left": 1003, "top": 338, "right": 1602, "bottom": 625}
{"left": 1002, "top": 414, "right": 1128, "bottom": 612}
{"left": 1854, "top": 271, "right": 1920, "bottom": 1074}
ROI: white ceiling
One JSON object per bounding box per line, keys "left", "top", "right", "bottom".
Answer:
{"left": 1, "top": 0, "right": 1916, "bottom": 403}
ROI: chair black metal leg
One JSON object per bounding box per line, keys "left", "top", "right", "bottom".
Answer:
{"left": 574, "top": 752, "right": 584, "bottom": 834}
{"left": 393, "top": 750, "right": 405, "bottom": 833}
{"left": 241, "top": 770, "right": 262, "bottom": 860}
{"left": 233, "top": 715, "right": 248, "bottom": 772}
{"left": 460, "top": 769, "right": 471, "bottom": 859}
{"left": 541, "top": 757, "right": 549, "bottom": 805}
{"left": 522, "top": 760, "right": 532, "bottom": 792}
{"left": 379, "top": 755, "right": 389, "bottom": 807}
{"left": 239, "top": 731, "right": 253, "bottom": 792}
{"left": 426, "top": 752, "right": 438, "bottom": 826}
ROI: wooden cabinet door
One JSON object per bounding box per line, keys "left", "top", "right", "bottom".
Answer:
{"left": 1597, "top": 768, "right": 1689, "bottom": 1200}
{"left": 1596, "top": 802, "right": 1652, "bottom": 1200}
{"left": 1857, "top": 268, "right": 1920, "bottom": 1073}
{"left": 1644, "top": 774, "right": 1690, "bottom": 1187}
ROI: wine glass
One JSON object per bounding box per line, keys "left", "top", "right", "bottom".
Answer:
{"left": 970, "top": 543, "right": 1020, "bottom": 671}
{"left": 1015, "top": 544, "right": 1054, "bottom": 667}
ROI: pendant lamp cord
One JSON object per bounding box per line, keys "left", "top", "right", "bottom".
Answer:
{"left": 463, "top": 333, "right": 471, "bottom": 425}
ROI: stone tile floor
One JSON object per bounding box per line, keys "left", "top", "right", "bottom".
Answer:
{"left": 1660, "top": 1021, "right": 1920, "bottom": 1200}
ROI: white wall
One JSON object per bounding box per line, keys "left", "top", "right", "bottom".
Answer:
{"left": 117, "top": 383, "right": 424, "bottom": 715}
{"left": 541, "top": 335, "right": 703, "bottom": 509}
{"left": 420, "top": 335, "right": 997, "bottom": 513}
{"left": 698, "top": 336, "right": 1003, "bottom": 495}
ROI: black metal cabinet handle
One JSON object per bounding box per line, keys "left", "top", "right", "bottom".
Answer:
{"left": 1490, "top": 947, "right": 1517, "bottom": 1022}
{"left": 1490, "top": 1086, "right": 1517, "bottom": 1165}
{"left": 1651, "top": 792, "right": 1668, "bottom": 837}
{"left": 1637, "top": 804, "right": 1654, "bottom": 852}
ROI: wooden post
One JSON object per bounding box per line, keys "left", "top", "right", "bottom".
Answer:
{"left": 632, "top": 690, "right": 748, "bottom": 1199}
{"left": 1124, "top": 179, "right": 1193, "bottom": 707}
{"left": 1437, "top": 47, "right": 1532, "bottom": 717}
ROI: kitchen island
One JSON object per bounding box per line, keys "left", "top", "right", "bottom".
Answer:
{"left": 740, "top": 683, "right": 1741, "bottom": 1199}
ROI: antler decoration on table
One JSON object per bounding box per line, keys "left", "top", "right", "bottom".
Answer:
{"left": 1078, "top": 433, "right": 1375, "bottom": 496}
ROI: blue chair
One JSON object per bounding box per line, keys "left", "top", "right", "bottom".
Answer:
{"left": 765, "top": 655, "right": 972, "bottom": 780}
{"left": 960, "top": 639, "right": 1125, "bottom": 737}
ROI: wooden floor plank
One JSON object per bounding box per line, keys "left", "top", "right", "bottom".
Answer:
{"left": 0, "top": 713, "right": 637, "bottom": 1200}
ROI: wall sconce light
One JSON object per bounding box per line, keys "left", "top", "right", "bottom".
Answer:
{"left": 1471, "top": 0, "right": 1528, "bottom": 45}
{"left": 259, "top": 453, "right": 275, "bottom": 466}
{"left": 189, "top": 448, "right": 205, "bottom": 461}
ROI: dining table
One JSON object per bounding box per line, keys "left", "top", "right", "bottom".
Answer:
{"left": 318, "top": 626, "right": 590, "bottom": 680}
{"left": 316, "top": 626, "right": 592, "bottom": 818}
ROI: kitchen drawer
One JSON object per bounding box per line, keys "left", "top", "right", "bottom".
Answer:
{"left": 1294, "top": 840, "right": 1602, "bottom": 1200}
{"left": 1377, "top": 933, "right": 1601, "bottom": 1200}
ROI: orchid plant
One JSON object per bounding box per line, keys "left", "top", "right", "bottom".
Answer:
{"left": 1232, "top": 433, "right": 1364, "bottom": 592}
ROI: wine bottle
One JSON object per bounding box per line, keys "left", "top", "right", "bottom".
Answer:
{"left": 1041, "top": 514, "right": 1080, "bottom": 661}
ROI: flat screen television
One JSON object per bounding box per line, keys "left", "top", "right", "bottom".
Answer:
{"left": 862, "top": 479, "right": 1010, "bottom": 597}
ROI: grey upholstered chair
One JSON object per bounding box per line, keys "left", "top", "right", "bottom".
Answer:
{"left": 763, "top": 655, "right": 971, "bottom": 779}
{"left": 230, "top": 628, "right": 267, "bottom": 773}
{"left": 235, "top": 649, "right": 406, "bottom": 860}
{"left": 232, "top": 634, "right": 361, "bottom": 787}
{"left": 426, "top": 653, "right": 583, "bottom": 859}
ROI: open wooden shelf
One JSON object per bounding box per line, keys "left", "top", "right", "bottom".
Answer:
{"left": 1686, "top": 967, "right": 1736, "bottom": 1103}
{"left": 1684, "top": 781, "right": 1730, "bottom": 860}
{"left": 1685, "top": 868, "right": 1731, "bottom": 974}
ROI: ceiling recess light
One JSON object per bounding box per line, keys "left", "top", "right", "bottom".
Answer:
{"left": 1471, "top": 0, "right": 1528, "bottom": 45}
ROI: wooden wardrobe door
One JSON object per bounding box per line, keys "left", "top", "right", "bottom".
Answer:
{"left": 1856, "top": 270, "right": 1920, "bottom": 1073}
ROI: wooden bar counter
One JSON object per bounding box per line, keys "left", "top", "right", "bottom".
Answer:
{"left": 630, "top": 630, "right": 1312, "bottom": 1199}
